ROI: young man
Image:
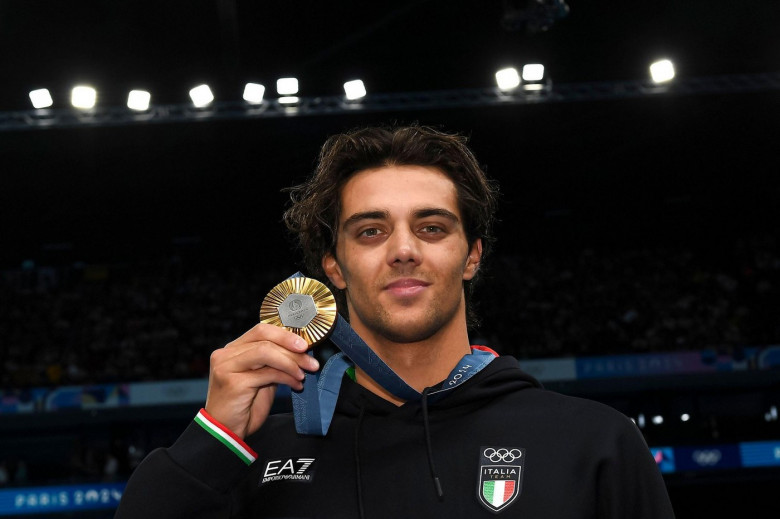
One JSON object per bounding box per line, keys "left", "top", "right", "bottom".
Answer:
{"left": 116, "top": 126, "right": 675, "bottom": 518}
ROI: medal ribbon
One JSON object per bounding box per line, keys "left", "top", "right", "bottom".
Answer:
{"left": 288, "top": 273, "right": 496, "bottom": 435}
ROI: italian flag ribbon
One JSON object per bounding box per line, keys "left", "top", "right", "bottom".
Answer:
{"left": 194, "top": 408, "right": 258, "bottom": 465}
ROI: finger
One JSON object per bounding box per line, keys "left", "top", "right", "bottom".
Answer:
{"left": 220, "top": 339, "right": 320, "bottom": 373}
{"left": 238, "top": 367, "right": 306, "bottom": 392}
{"left": 226, "top": 323, "right": 309, "bottom": 353}
{"left": 213, "top": 341, "right": 319, "bottom": 381}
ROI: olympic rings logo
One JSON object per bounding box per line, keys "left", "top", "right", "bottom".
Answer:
{"left": 483, "top": 448, "right": 522, "bottom": 463}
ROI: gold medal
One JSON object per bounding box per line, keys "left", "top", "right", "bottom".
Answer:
{"left": 259, "top": 276, "right": 337, "bottom": 346}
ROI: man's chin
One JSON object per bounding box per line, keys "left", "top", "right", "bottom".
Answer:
{"left": 372, "top": 318, "right": 442, "bottom": 345}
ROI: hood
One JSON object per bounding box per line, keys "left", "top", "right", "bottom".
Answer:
{"left": 335, "top": 354, "right": 542, "bottom": 419}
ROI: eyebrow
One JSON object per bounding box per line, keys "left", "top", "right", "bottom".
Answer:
{"left": 342, "top": 210, "right": 389, "bottom": 231}
{"left": 341, "top": 207, "right": 460, "bottom": 230}
{"left": 413, "top": 207, "right": 460, "bottom": 223}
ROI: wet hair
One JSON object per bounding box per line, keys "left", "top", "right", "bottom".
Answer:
{"left": 283, "top": 124, "right": 499, "bottom": 329}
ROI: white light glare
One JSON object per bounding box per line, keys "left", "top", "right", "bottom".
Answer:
{"left": 276, "top": 77, "right": 299, "bottom": 95}
{"left": 650, "top": 59, "right": 675, "bottom": 84}
{"left": 652, "top": 415, "right": 664, "bottom": 425}
{"left": 637, "top": 413, "right": 646, "bottom": 429}
{"left": 343, "top": 79, "right": 366, "bottom": 100}
{"left": 278, "top": 96, "right": 300, "bottom": 105}
{"left": 189, "top": 84, "right": 214, "bottom": 107}
{"left": 243, "top": 83, "right": 265, "bottom": 104}
{"left": 495, "top": 67, "right": 521, "bottom": 91}
{"left": 680, "top": 413, "right": 690, "bottom": 422}
{"left": 71, "top": 86, "right": 97, "bottom": 109}
{"left": 127, "top": 90, "right": 151, "bottom": 111}
{"left": 522, "top": 64, "right": 545, "bottom": 82}
{"left": 29, "top": 89, "right": 53, "bottom": 109}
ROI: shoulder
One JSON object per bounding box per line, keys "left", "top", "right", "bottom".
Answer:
{"left": 502, "top": 386, "right": 641, "bottom": 443}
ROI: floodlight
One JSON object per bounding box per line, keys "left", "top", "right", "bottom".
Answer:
{"left": 189, "top": 84, "right": 214, "bottom": 107}
{"left": 71, "top": 86, "right": 97, "bottom": 109}
{"left": 278, "top": 96, "right": 300, "bottom": 105}
{"left": 343, "top": 79, "right": 366, "bottom": 100}
{"left": 522, "top": 64, "right": 545, "bottom": 82}
{"left": 243, "top": 83, "right": 265, "bottom": 104}
{"left": 127, "top": 90, "right": 151, "bottom": 111}
{"left": 652, "top": 415, "right": 664, "bottom": 425}
{"left": 650, "top": 59, "right": 675, "bottom": 84}
{"left": 276, "top": 77, "right": 299, "bottom": 95}
{"left": 495, "top": 68, "right": 520, "bottom": 91}
{"left": 680, "top": 413, "right": 690, "bottom": 422}
{"left": 29, "top": 89, "right": 53, "bottom": 109}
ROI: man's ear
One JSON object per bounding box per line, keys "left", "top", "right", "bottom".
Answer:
{"left": 463, "top": 239, "right": 482, "bottom": 281}
{"left": 322, "top": 253, "right": 347, "bottom": 289}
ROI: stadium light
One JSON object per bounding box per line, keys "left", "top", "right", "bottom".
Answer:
{"left": 522, "top": 64, "right": 545, "bottom": 82}
{"left": 29, "top": 89, "right": 53, "bottom": 109}
{"left": 680, "top": 413, "right": 690, "bottom": 422}
{"left": 276, "top": 77, "right": 299, "bottom": 96}
{"left": 650, "top": 59, "right": 675, "bottom": 84}
{"left": 243, "top": 83, "right": 265, "bottom": 104}
{"left": 522, "top": 64, "right": 546, "bottom": 91}
{"left": 71, "top": 86, "right": 97, "bottom": 109}
{"left": 189, "top": 84, "right": 214, "bottom": 107}
{"left": 343, "top": 79, "right": 366, "bottom": 100}
{"left": 127, "top": 90, "right": 151, "bottom": 111}
{"left": 495, "top": 67, "right": 521, "bottom": 91}
{"left": 652, "top": 415, "right": 664, "bottom": 425}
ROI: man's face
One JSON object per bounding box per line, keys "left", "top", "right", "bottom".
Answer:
{"left": 322, "top": 165, "right": 481, "bottom": 344}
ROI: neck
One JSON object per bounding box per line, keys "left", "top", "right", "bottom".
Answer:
{"left": 350, "top": 315, "right": 472, "bottom": 406}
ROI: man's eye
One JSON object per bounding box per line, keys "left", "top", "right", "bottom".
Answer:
{"left": 359, "top": 228, "right": 380, "bottom": 237}
{"left": 422, "top": 225, "right": 443, "bottom": 233}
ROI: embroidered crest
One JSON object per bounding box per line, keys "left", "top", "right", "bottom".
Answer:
{"left": 260, "top": 457, "right": 316, "bottom": 485}
{"left": 477, "top": 447, "right": 524, "bottom": 513}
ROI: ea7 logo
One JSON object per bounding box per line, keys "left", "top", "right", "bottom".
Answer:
{"left": 260, "top": 457, "right": 316, "bottom": 485}
{"left": 477, "top": 447, "right": 524, "bottom": 513}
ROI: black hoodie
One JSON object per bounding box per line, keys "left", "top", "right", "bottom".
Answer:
{"left": 115, "top": 355, "right": 675, "bottom": 518}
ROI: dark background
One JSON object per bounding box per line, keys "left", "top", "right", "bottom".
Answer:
{"left": 1, "top": 1, "right": 779, "bottom": 517}
{"left": 1, "top": 0, "right": 778, "bottom": 269}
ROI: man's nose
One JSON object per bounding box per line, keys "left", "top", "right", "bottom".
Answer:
{"left": 386, "top": 228, "right": 422, "bottom": 266}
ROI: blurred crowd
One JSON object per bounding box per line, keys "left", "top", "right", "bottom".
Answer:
{"left": 1, "top": 234, "right": 778, "bottom": 389}
{"left": 0, "top": 421, "right": 181, "bottom": 488}
{"left": 476, "top": 234, "right": 780, "bottom": 358}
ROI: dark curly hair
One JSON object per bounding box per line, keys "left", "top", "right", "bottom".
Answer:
{"left": 283, "top": 124, "right": 499, "bottom": 329}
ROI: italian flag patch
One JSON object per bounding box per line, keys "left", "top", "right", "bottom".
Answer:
{"left": 482, "top": 480, "right": 516, "bottom": 508}
{"left": 477, "top": 447, "right": 524, "bottom": 512}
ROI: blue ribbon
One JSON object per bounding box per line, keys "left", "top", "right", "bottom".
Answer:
{"left": 286, "top": 273, "right": 496, "bottom": 435}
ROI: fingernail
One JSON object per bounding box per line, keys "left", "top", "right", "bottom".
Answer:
{"left": 309, "top": 358, "right": 320, "bottom": 371}
{"left": 296, "top": 338, "right": 307, "bottom": 350}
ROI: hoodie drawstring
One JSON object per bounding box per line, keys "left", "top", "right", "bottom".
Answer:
{"left": 354, "top": 402, "right": 367, "bottom": 519}
{"left": 421, "top": 387, "right": 444, "bottom": 500}
{"left": 354, "top": 389, "right": 443, "bottom": 516}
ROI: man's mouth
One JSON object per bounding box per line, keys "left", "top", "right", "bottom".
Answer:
{"left": 384, "top": 278, "right": 431, "bottom": 297}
